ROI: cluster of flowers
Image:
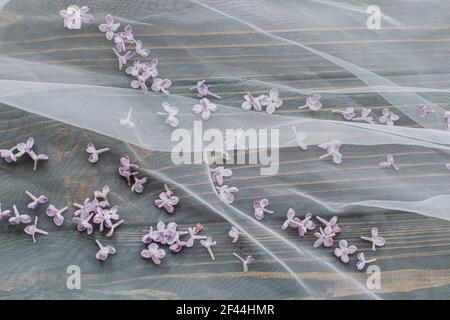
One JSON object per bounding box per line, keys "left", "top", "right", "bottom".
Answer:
{"left": 190, "top": 80, "right": 222, "bottom": 120}
{"left": 225, "top": 226, "right": 255, "bottom": 272}
{"left": 211, "top": 166, "right": 238, "bottom": 204}
{"left": 0, "top": 137, "right": 48, "bottom": 171}
{"left": 118, "top": 156, "right": 148, "bottom": 193}
{"left": 141, "top": 222, "right": 214, "bottom": 264}
{"left": 72, "top": 185, "right": 124, "bottom": 237}
{"left": 281, "top": 209, "right": 385, "bottom": 270}
{"left": 241, "top": 88, "right": 283, "bottom": 115}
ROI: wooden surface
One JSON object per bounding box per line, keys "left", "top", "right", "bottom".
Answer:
{"left": 0, "top": 0, "right": 450, "bottom": 300}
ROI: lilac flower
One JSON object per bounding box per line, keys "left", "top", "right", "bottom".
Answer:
{"left": 119, "top": 156, "right": 139, "bottom": 185}
{"left": 228, "top": 226, "right": 240, "bottom": 243}
{"left": 298, "top": 95, "right": 322, "bottom": 111}
{"left": 356, "top": 253, "right": 377, "bottom": 271}
{"left": 183, "top": 227, "right": 207, "bottom": 248}
{"left": 142, "top": 59, "right": 159, "bottom": 78}
{"left": 215, "top": 185, "right": 239, "bottom": 204}
{"left": 151, "top": 78, "right": 172, "bottom": 94}
{"left": 73, "top": 198, "right": 99, "bottom": 219}
{"left": 190, "top": 80, "right": 221, "bottom": 99}
{"left": 59, "top": 5, "right": 94, "bottom": 30}
{"left": 131, "top": 176, "right": 147, "bottom": 193}
{"left": 282, "top": 208, "right": 299, "bottom": 230}
{"left": 0, "top": 203, "right": 11, "bottom": 221}
{"left": 16, "top": 137, "right": 48, "bottom": 170}
{"left": 289, "top": 126, "right": 308, "bottom": 150}
{"left": 418, "top": 104, "right": 434, "bottom": 118}
{"left": 241, "top": 93, "right": 266, "bottom": 112}
{"left": 332, "top": 107, "right": 355, "bottom": 120}
{"left": 169, "top": 240, "right": 186, "bottom": 253}
{"left": 126, "top": 60, "right": 144, "bottom": 77}
{"left": 294, "top": 213, "right": 315, "bottom": 237}
{"left": 379, "top": 108, "right": 400, "bottom": 126}
{"left": 155, "top": 185, "right": 179, "bottom": 213}
{"left": 316, "top": 216, "right": 340, "bottom": 234}
{"left": 379, "top": 154, "right": 399, "bottom": 170}
{"left": 0, "top": 146, "right": 20, "bottom": 163}
{"left": 106, "top": 219, "right": 124, "bottom": 237}
{"left": 24, "top": 217, "right": 48, "bottom": 244}
{"left": 114, "top": 34, "right": 127, "bottom": 52}
{"left": 141, "top": 243, "right": 166, "bottom": 265}
{"left": 86, "top": 143, "right": 109, "bottom": 164}
{"left": 94, "top": 185, "right": 111, "bottom": 208}
{"left": 72, "top": 213, "right": 94, "bottom": 235}
{"left": 134, "top": 40, "right": 150, "bottom": 57}
{"left": 313, "top": 227, "right": 335, "bottom": 248}
{"left": 334, "top": 240, "right": 357, "bottom": 263}
{"left": 192, "top": 98, "right": 217, "bottom": 120}
{"left": 119, "top": 107, "right": 135, "bottom": 128}
{"left": 28, "top": 151, "right": 48, "bottom": 171}
{"left": 210, "top": 166, "right": 232, "bottom": 186}
{"left": 98, "top": 15, "right": 120, "bottom": 40}
{"left": 142, "top": 226, "right": 160, "bottom": 244}
{"left": 200, "top": 237, "right": 216, "bottom": 260}
{"left": 352, "top": 108, "right": 375, "bottom": 124}
{"left": 46, "top": 205, "right": 68, "bottom": 227}
{"left": 157, "top": 102, "right": 179, "bottom": 128}
{"left": 112, "top": 48, "right": 132, "bottom": 70}
{"left": 95, "top": 240, "right": 116, "bottom": 262}
{"left": 361, "top": 227, "right": 385, "bottom": 251}
{"left": 93, "top": 206, "right": 119, "bottom": 232}
{"left": 233, "top": 253, "right": 255, "bottom": 272}
{"left": 261, "top": 88, "right": 282, "bottom": 114}
{"left": 9, "top": 205, "right": 31, "bottom": 225}
{"left": 118, "top": 24, "right": 134, "bottom": 42}
{"left": 130, "top": 74, "right": 150, "bottom": 94}
{"left": 253, "top": 198, "right": 274, "bottom": 221}
{"left": 318, "top": 139, "right": 343, "bottom": 164}
{"left": 25, "top": 190, "right": 48, "bottom": 210}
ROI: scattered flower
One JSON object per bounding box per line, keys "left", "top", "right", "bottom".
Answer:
{"left": 334, "top": 240, "right": 357, "bottom": 263}
{"left": 290, "top": 126, "right": 308, "bottom": 150}
{"left": 318, "top": 139, "right": 343, "bottom": 164}
{"left": 228, "top": 226, "right": 240, "bottom": 243}
{"left": 233, "top": 252, "right": 255, "bottom": 272}
{"left": 141, "top": 243, "right": 166, "bottom": 265}
{"left": 119, "top": 107, "right": 135, "bottom": 128}
{"left": 379, "top": 108, "right": 399, "bottom": 126}
{"left": 241, "top": 93, "right": 266, "bottom": 112}
{"left": 379, "top": 154, "right": 399, "bottom": 170}
{"left": 0, "top": 203, "right": 11, "bottom": 221}
{"left": 24, "top": 217, "right": 48, "bottom": 244}
{"left": 295, "top": 213, "right": 316, "bottom": 237}
{"left": 15, "top": 137, "right": 48, "bottom": 170}
{"left": 25, "top": 190, "right": 48, "bottom": 210}
{"left": 298, "top": 95, "right": 322, "bottom": 111}
{"left": 360, "top": 227, "right": 385, "bottom": 251}
{"left": 59, "top": 5, "right": 94, "bottom": 30}
{"left": 9, "top": 205, "right": 31, "bottom": 225}
{"left": 190, "top": 80, "right": 221, "bottom": 99}
{"left": 418, "top": 104, "right": 434, "bottom": 118}
{"left": 131, "top": 176, "right": 147, "bottom": 193}
{"left": 134, "top": 40, "right": 150, "bottom": 57}
{"left": 46, "top": 205, "right": 67, "bottom": 226}
{"left": 112, "top": 48, "right": 132, "bottom": 70}
{"left": 158, "top": 102, "right": 179, "bottom": 128}
{"left": 210, "top": 166, "right": 232, "bottom": 186}
{"left": 151, "top": 78, "right": 172, "bottom": 94}
{"left": 98, "top": 15, "right": 120, "bottom": 40}
{"left": 95, "top": 239, "right": 116, "bottom": 261}
{"left": 192, "top": 98, "right": 217, "bottom": 120}
{"left": 106, "top": 219, "right": 124, "bottom": 237}
{"left": 215, "top": 185, "right": 239, "bottom": 204}
{"left": 352, "top": 108, "right": 375, "bottom": 124}
{"left": 313, "top": 227, "right": 335, "bottom": 248}
{"left": 86, "top": 143, "right": 109, "bottom": 164}
{"left": 332, "top": 107, "right": 355, "bottom": 120}
{"left": 356, "top": 252, "right": 377, "bottom": 271}
{"left": 315, "top": 216, "right": 340, "bottom": 234}
{"left": 130, "top": 74, "right": 150, "bottom": 94}
{"left": 155, "top": 185, "right": 179, "bottom": 213}
{"left": 200, "top": 237, "right": 216, "bottom": 260}
{"left": 118, "top": 156, "right": 139, "bottom": 185}
{"left": 94, "top": 185, "right": 111, "bottom": 208}
{"left": 72, "top": 213, "right": 94, "bottom": 235}
{"left": 253, "top": 198, "right": 274, "bottom": 221}
{"left": 261, "top": 88, "right": 282, "bottom": 114}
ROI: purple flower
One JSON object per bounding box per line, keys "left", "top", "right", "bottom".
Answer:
{"left": 334, "top": 240, "right": 357, "bottom": 263}
{"left": 119, "top": 107, "right": 135, "bottom": 128}
{"left": 215, "top": 185, "right": 239, "bottom": 204}
{"left": 141, "top": 243, "right": 166, "bottom": 265}
{"left": 24, "top": 217, "right": 48, "bottom": 244}
{"left": 228, "top": 226, "right": 240, "bottom": 243}
{"left": 73, "top": 198, "right": 99, "bottom": 219}
{"left": 379, "top": 108, "right": 399, "bottom": 126}
{"left": 119, "top": 24, "right": 134, "bottom": 42}
{"left": 190, "top": 80, "right": 221, "bottom": 99}
{"left": 253, "top": 198, "right": 274, "bottom": 221}
{"left": 106, "top": 219, "right": 124, "bottom": 237}
{"left": 130, "top": 74, "right": 150, "bottom": 94}
{"left": 418, "top": 104, "right": 434, "bottom": 118}
{"left": 155, "top": 185, "right": 179, "bottom": 213}
{"left": 157, "top": 102, "right": 179, "bottom": 128}
{"left": 261, "top": 88, "right": 282, "bottom": 114}
{"left": 59, "top": 5, "right": 94, "bottom": 30}
{"left": 142, "top": 226, "right": 160, "bottom": 244}
{"left": 356, "top": 252, "right": 377, "bottom": 271}
{"left": 294, "top": 213, "right": 315, "bottom": 237}
{"left": 282, "top": 208, "right": 298, "bottom": 230}
{"left": 86, "top": 143, "right": 109, "bottom": 164}
{"left": 0, "top": 146, "right": 20, "bottom": 163}
{"left": 112, "top": 48, "right": 132, "bottom": 70}
{"left": 313, "top": 227, "right": 335, "bottom": 248}
{"left": 94, "top": 185, "right": 111, "bottom": 208}
{"left": 0, "top": 203, "right": 11, "bottom": 221}
{"left": 241, "top": 93, "right": 266, "bottom": 112}
{"left": 318, "top": 139, "right": 343, "bottom": 164}
{"left": 9, "top": 205, "right": 31, "bottom": 225}
{"left": 142, "top": 59, "right": 159, "bottom": 78}
{"left": 131, "top": 176, "right": 147, "bottom": 193}
{"left": 72, "top": 213, "right": 94, "bottom": 235}
{"left": 151, "top": 78, "right": 172, "bottom": 94}
{"left": 210, "top": 166, "right": 232, "bottom": 186}
{"left": 379, "top": 154, "right": 399, "bottom": 170}
{"left": 316, "top": 216, "right": 340, "bottom": 234}
{"left": 192, "top": 98, "right": 217, "bottom": 120}
{"left": 25, "top": 190, "right": 48, "bottom": 210}
{"left": 332, "top": 107, "right": 355, "bottom": 120}
{"left": 134, "top": 40, "right": 150, "bottom": 57}
{"left": 233, "top": 253, "right": 255, "bottom": 272}
{"left": 16, "top": 137, "right": 48, "bottom": 170}
{"left": 99, "top": 15, "right": 120, "bottom": 40}
{"left": 46, "top": 205, "right": 68, "bottom": 227}
{"left": 95, "top": 240, "right": 116, "bottom": 262}
{"left": 200, "top": 237, "right": 216, "bottom": 260}
{"left": 298, "top": 95, "right": 322, "bottom": 111}
{"left": 352, "top": 108, "right": 375, "bottom": 124}
{"left": 361, "top": 227, "right": 385, "bottom": 251}
{"left": 119, "top": 156, "right": 139, "bottom": 185}
{"left": 287, "top": 126, "right": 308, "bottom": 150}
